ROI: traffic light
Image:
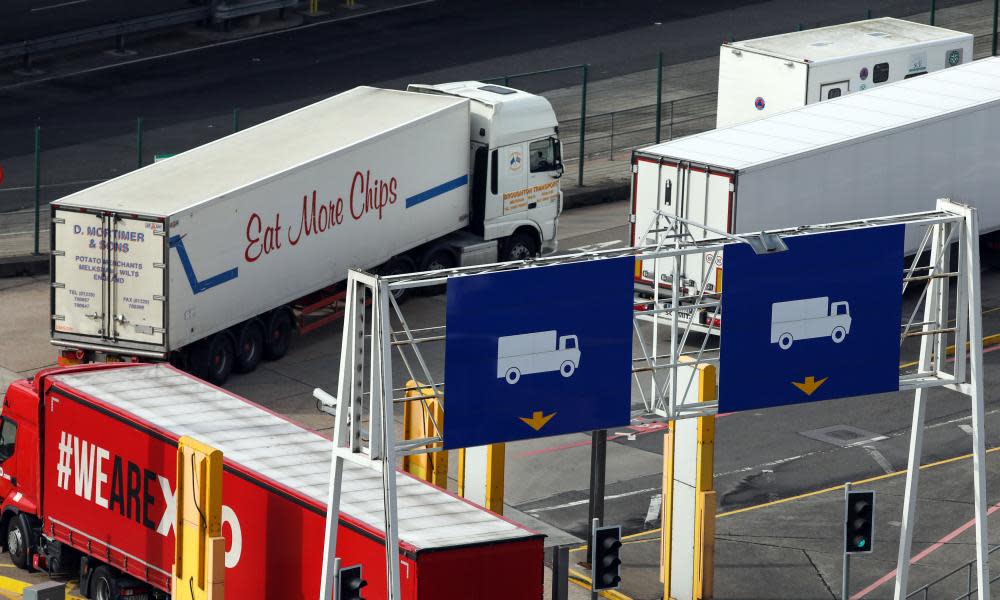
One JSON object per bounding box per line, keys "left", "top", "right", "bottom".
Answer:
{"left": 339, "top": 564, "right": 367, "bottom": 600}
{"left": 592, "top": 524, "right": 623, "bottom": 590}
{"left": 844, "top": 490, "right": 875, "bottom": 553}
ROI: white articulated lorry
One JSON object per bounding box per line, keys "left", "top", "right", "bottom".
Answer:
{"left": 717, "top": 17, "right": 971, "bottom": 127}
{"left": 631, "top": 57, "right": 1000, "bottom": 329}
{"left": 50, "top": 82, "right": 565, "bottom": 384}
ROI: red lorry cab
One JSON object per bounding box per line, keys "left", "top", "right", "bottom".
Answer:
{"left": 0, "top": 363, "right": 543, "bottom": 599}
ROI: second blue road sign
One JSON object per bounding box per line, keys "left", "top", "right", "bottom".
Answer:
{"left": 443, "top": 257, "right": 634, "bottom": 449}
{"left": 719, "top": 225, "right": 905, "bottom": 412}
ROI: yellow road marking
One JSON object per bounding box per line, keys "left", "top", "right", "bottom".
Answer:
{"left": 898, "top": 332, "right": 1000, "bottom": 369}
{"left": 593, "top": 444, "right": 1000, "bottom": 548}
{"left": 0, "top": 576, "right": 30, "bottom": 595}
{"left": 567, "top": 568, "right": 633, "bottom": 599}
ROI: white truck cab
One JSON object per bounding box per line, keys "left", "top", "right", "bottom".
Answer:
{"left": 409, "top": 81, "right": 563, "bottom": 255}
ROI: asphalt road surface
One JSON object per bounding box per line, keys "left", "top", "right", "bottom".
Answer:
{"left": 1, "top": 202, "right": 999, "bottom": 598}
{"left": 0, "top": 0, "right": 198, "bottom": 45}
{"left": 0, "top": 0, "right": 978, "bottom": 213}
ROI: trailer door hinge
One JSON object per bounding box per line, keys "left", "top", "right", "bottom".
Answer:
{"left": 729, "top": 183, "right": 735, "bottom": 192}
{"left": 629, "top": 215, "right": 636, "bottom": 224}
{"left": 631, "top": 164, "right": 638, "bottom": 174}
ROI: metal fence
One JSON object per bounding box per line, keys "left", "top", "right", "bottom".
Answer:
{"left": 5, "top": 0, "right": 1000, "bottom": 259}
{"left": 906, "top": 545, "right": 1000, "bottom": 599}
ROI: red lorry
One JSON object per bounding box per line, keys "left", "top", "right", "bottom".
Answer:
{"left": 0, "top": 363, "right": 543, "bottom": 599}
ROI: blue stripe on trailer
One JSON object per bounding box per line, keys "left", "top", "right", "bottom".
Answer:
{"left": 405, "top": 174, "right": 469, "bottom": 208}
{"left": 169, "top": 235, "right": 238, "bottom": 294}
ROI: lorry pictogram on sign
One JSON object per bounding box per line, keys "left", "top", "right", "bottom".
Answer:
{"left": 497, "top": 330, "right": 581, "bottom": 384}
{"left": 770, "top": 297, "right": 852, "bottom": 349}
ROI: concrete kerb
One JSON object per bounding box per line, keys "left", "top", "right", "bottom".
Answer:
{"left": 0, "top": 254, "right": 47, "bottom": 279}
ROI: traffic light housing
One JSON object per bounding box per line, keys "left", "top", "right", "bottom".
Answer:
{"left": 339, "top": 564, "right": 367, "bottom": 600}
{"left": 592, "top": 524, "right": 623, "bottom": 590}
{"left": 844, "top": 490, "right": 875, "bottom": 554}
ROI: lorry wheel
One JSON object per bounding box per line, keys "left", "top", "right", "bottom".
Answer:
{"left": 418, "top": 249, "right": 456, "bottom": 296}
{"left": 198, "top": 333, "right": 234, "bottom": 386}
{"left": 831, "top": 326, "right": 847, "bottom": 343}
{"left": 263, "top": 310, "right": 293, "bottom": 361}
{"left": 560, "top": 361, "right": 576, "bottom": 378}
{"left": 6, "top": 517, "right": 29, "bottom": 570}
{"left": 778, "top": 333, "right": 794, "bottom": 350}
{"left": 91, "top": 565, "right": 114, "bottom": 600}
{"left": 505, "top": 368, "right": 521, "bottom": 385}
{"left": 501, "top": 232, "right": 538, "bottom": 262}
{"left": 377, "top": 256, "right": 415, "bottom": 303}
{"left": 234, "top": 321, "right": 264, "bottom": 374}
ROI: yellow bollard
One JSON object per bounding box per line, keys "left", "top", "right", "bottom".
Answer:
{"left": 661, "top": 363, "right": 717, "bottom": 600}
{"left": 402, "top": 380, "right": 447, "bottom": 488}
{"left": 173, "top": 437, "right": 225, "bottom": 600}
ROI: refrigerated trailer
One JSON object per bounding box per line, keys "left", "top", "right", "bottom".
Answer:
{"left": 50, "top": 83, "right": 565, "bottom": 385}
{"left": 717, "top": 17, "right": 972, "bottom": 127}
{"left": 0, "top": 363, "right": 543, "bottom": 599}
{"left": 632, "top": 57, "right": 1000, "bottom": 326}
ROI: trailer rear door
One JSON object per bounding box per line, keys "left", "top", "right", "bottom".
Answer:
{"left": 632, "top": 155, "right": 733, "bottom": 295}
{"left": 52, "top": 209, "right": 167, "bottom": 352}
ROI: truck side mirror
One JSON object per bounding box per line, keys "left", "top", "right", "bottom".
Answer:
{"left": 552, "top": 139, "right": 564, "bottom": 179}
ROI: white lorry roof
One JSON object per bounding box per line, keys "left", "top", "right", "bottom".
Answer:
{"left": 52, "top": 87, "right": 467, "bottom": 218}
{"left": 639, "top": 57, "right": 1000, "bottom": 172}
{"left": 726, "top": 17, "right": 970, "bottom": 64}
{"left": 51, "top": 365, "right": 536, "bottom": 551}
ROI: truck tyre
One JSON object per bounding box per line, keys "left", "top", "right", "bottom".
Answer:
{"left": 831, "top": 326, "right": 847, "bottom": 344}
{"left": 505, "top": 367, "right": 521, "bottom": 385}
{"left": 501, "top": 232, "right": 538, "bottom": 262}
{"left": 418, "top": 249, "right": 456, "bottom": 296}
{"left": 778, "top": 333, "right": 794, "bottom": 350}
{"left": 6, "top": 516, "right": 29, "bottom": 570}
{"left": 197, "top": 333, "right": 235, "bottom": 386}
{"left": 377, "top": 256, "right": 416, "bottom": 303}
{"left": 234, "top": 321, "right": 265, "bottom": 374}
{"left": 560, "top": 360, "right": 576, "bottom": 378}
{"left": 90, "top": 565, "right": 114, "bottom": 600}
{"left": 263, "top": 310, "right": 293, "bottom": 361}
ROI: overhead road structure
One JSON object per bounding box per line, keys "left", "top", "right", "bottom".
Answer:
{"left": 314, "top": 199, "right": 989, "bottom": 599}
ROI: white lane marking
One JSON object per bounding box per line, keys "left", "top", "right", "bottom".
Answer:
{"left": 31, "top": 0, "right": 88, "bottom": 11}
{"left": 569, "top": 240, "right": 622, "bottom": 253}
{"left": 716, "top": 407, "right": 1000, "bottom": 478}
{"left": 644, "top": 493, "right": 662, "bottom": 525}
{"left": 959, "top": 424, "right": 975, "bottom": 436}
{"left": 845, "top": 435, "right": 888, "bottom": 448}
{"left": 0, "top": 0, "right": 437, "bottom": 91}
{"left": 0, "top": 228, "right": 50, "bottom": 238}
{"left": 526, "top": 487, "right": 660, "bottom": 514}
{"left": 863, "top": 445, "right": 894, "bottom": 475}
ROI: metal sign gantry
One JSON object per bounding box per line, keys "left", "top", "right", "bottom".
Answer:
{"left": 314, "top": 198, "right": 988, "bottom": 600}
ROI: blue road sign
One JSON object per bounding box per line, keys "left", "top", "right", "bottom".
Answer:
{"left": 719, "top": 225, "right": 904, "bottom": 412}
{"left": 443, "top": 257, "right": 634, "bottom": 449}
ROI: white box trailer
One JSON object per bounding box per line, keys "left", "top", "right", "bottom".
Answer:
{"left": 51, "top": 84, "right": 566, "bottom": 384}
{"left": 631, "top": 57, "right": 1000, "bottom": 325}
{"left": 717, "top": 17, "right": 972, "bottom": 128}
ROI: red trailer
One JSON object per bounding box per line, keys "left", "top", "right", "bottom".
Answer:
{"left": 0, "top": 363, "right": 543, "bottom": 599}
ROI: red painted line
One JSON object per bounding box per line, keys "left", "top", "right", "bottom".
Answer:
{"left": 513, "top": 421, "right": 669, "bottom": 458}
{"left": 850, "top": 500, "right": 1000, "bottom": 599}
{"left": 514, "top": 438, "right": 593, "bottom": 458}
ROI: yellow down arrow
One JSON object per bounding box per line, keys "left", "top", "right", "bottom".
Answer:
{"left": 792, "top": 376, "right": 828, "bottom": 396}
{"left": 519, "top": 411, "right": 556, "bottom": 431}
